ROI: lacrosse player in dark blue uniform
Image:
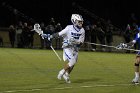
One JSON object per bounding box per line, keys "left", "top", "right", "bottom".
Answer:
{"left": 117, "top": 27, "right": 140, "bottom": 84}
{"left": 131, "top": 27, "right": 140, "bottom": 84}
{"left": 121, "top": 27, "right": 140, "bottom": 84}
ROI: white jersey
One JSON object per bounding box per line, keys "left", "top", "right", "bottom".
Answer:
{"left": 58, "top": 25, "right": 85, "bottom": 64}
{"left": 58, "top": 25, "right": 85, "bottom": 46}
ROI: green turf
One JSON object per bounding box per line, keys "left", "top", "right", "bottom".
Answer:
{"left": 0, "top": 48, "right": 140, "bottom": 93}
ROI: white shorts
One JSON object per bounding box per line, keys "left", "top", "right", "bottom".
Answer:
{"left": 63, "top": 48, "right": 78, "bottom": 67}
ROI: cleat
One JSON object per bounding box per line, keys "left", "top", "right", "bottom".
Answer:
{"left": 132, "top": 81, "right": 139, "bottom": 85}
{"left": 57, "top": 69, "right": 65, "bottom": 80}
{"left": 132, "top": 78, "right": 139, "bottom": 85}
{"left": 63, "top": 74, "right": 71, "bottom": 83}
{"left": 57, "top": 73, "right": 63, "bottom": 80}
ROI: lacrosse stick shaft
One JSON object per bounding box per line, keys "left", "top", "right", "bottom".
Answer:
{"left": 122, "top": 48, "right": 140, "bottom": 52}
{"left": 85, "top": 42, "right": 116, "bottom": 48}
{"left": 85, "top": 42, "right": 140, "bottom": 52}
{"left": 50, "top": 45, "right": 62, "bottom": 61}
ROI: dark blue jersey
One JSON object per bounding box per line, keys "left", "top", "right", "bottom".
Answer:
{"left": 133, "top": 33, "right": 140, "bottom": 55}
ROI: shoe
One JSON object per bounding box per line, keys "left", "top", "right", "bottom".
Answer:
{"left": 132, "top": 77, "right": 139, "bottom": 85}
{"left": 63, "top": 74, "right": 71, "bottom": 83}
{"left": 57, "top": 72, "right": 63, "bottom": 80}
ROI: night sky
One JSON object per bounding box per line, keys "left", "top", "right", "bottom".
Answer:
{"left": 0, "top": 0, "right": 140, "bottom": 28}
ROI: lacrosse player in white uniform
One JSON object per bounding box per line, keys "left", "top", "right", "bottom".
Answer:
{"left": 42, "top": 14, "right": 85, "bottom": 83}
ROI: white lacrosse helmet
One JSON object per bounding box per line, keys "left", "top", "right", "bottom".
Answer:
{"left": 71, "top": 14, "right": 83, "bottom": 28}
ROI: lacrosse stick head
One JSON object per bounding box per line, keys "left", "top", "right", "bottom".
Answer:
{"left": 115, "top": 43, "right": 123, "bottom": 49}
{"left": 33, "top": 23, "right": 43, "bottom": 35}
{"left": 116, "top": 43, "right": 129, "bottom": 49}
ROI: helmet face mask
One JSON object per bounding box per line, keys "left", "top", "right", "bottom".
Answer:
{"left": 75, "top": 20, "right": 83, "bottom": 28}
{"left": 71, "top": 14, "right": 83, "bottom": 29}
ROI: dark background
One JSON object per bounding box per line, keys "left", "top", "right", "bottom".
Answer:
{"left": 0, "top": 0, "right": 140, "bottom": 29}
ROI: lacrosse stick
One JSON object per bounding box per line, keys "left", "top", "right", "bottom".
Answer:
{"left": 85, "top": 42, "right": 140, "bottom": 52}
{"left": 50, "top": 45, "right": 62, "bottom": 61}
{"left": 33, "top": 23, "right": 43, "bottom": 35}
{"left": 33, "top": 23, "right": 62, "bottom": 61}
{"left": 115, "top": 43, "right": 140, "bottom": 51}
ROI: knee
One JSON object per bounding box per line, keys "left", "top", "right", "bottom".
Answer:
{"left": 68, "top": 59, "right": 76, "bottom": 67}
{"left": 68, "top": 62, "right": 75, "bottom": 67}
{"left": 136, "top": 56, "right": 140, "bottom": 64}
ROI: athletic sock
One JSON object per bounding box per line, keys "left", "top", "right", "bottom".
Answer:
{"left": 65, "top": 72, "right": 69, "bottom": 77}
{"left": 59, "top": 69, "right": 65, "bottom": 75}
{"left": 135, "top": 72, "right": 139, "bottom": 78}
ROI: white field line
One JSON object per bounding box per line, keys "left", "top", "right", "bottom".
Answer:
{"left": 0, "top": 88, "right": 42, "bottom": 93}
{"left": 0, "top": 83, "right": 138, "bottom": 93}
{"left": 6, "top": 52, "right": 55, "bottom": 55}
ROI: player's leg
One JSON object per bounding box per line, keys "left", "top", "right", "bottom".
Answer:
{"left": 66, "top": 52, "right": 78, "bottom": 74}
{"left": 61, "top": 66, "right": 74, "bottom": 83}
{"left": 62, "top": 69, "right": 71, "bottom": 83}
{"left": 57, "top": 48, "right": 77, "bottom": 83}
{"left": 58, "top": 59, "right": 75, "bottom": 80}
{"left": 67, "top": 65, "right": 74, "bottom": 74}
{"left": 57, "top": 63, "right": 70, "bottom": 79}
{"left": 132, "top": 55, "right": 140, "bottom": 84}
{"left": 57, "top": 49, "right": 70, "bottom": 80}
{"left": 62, "top": 63, "right": 76, "bottom": 83}
{"left": 62, "top": 52, "right": 78, "bottom": 83}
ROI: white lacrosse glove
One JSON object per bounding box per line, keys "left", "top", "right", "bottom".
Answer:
{"left": 69, "top": 38, "right": 75, "bottom": 44}
{"left": 41, "top": 34, "right": 48, "bottom": 39}
{"left": 41, "top": 34, "right": 52, "bottom": 41}
{"left": 68, "top": 37, "right": 78, "bottom": 45}
{"left": 62, "top": 37, "right": 78, "bottom": 48}
{"left": 62, "top": 41, "right": 69, "bottom": 48}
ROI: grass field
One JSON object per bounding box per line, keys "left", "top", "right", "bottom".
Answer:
{"left": 0, "top": 48, "right": 140, "bottom": 93}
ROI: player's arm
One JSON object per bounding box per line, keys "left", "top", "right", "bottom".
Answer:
{"left": 42, "top": 26, "right": 68, "bottom": 40}
{"left": 77, "top": 29, "right": 85, "bottom": 47}
{"left": 127, "top": 33, "right": 139, "bottom": 47}
{"left": 116, "top": 33, "right": 139, "bottom": 49}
